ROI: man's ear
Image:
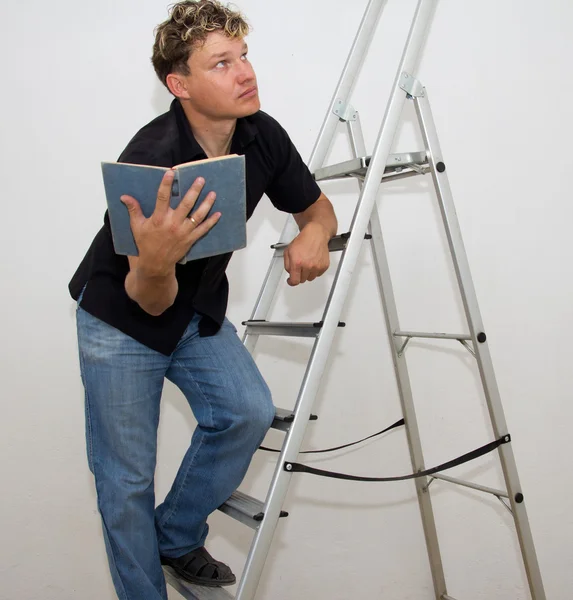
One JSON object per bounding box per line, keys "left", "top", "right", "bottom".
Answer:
{"left": 166, "top": 73, "right": 190, "bottom": 99}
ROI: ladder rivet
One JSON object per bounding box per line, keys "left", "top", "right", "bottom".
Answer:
{"left": 515, "top": 493, "right": 524, "bottom": 503}
{"left": 477, "top": 332, "right": 487, "bottom": 343}
{"left": 286, "top": 463, "right": 293, "bottom": 471}
{"left": 436, "top": 161, "right": 446, "bottom": 173}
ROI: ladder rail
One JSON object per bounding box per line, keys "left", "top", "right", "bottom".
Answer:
{"left": 414, "top": 91, "right": 546, "bottom": 599}
{"left": 348, "top": 113, "right": 448, "bottom": 598}
{"left": 316, "top": 0, "right": 435, "bottom": 329}
{"left": 236, "top": 2, "right": 437, "bottom": 598}
{"left": 242, "top": 0, "right": 388, "bottom": 353}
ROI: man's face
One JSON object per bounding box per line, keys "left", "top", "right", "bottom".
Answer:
{"left": 177, "top": 32, "right": 260, "bottom": 119}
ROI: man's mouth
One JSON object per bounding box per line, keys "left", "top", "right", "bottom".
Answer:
{"left": 239, "top": 87, "right": 257, "bottom": 98}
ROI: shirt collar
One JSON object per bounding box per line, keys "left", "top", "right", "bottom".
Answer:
{"left": 172, "top": 98, "right": 258, "bottom": 162}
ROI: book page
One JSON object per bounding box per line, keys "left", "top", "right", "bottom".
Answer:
{"left": 101, "top": 161, "right": 169, "bottom": 171}
{"left": 174, "top": 154, "right": 239, "bottom": 169}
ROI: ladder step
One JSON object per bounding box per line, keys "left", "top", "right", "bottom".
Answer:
{"left": 243, "top": 321, "right": 346, "bottom": 338}
{"left": 272, "top": 406, "right": 318, "bottom": 432}
{"left": 394, "top": 330, "right": 471, "bottom": 340}
{"left": 218, "top": 490, "right": 288, "bottom": 530}
{"left": 271, "top": 232, "right": 372, "bottom": 254}
{"left": 313, "top": 151, "right": 428, "bottom": 182}
{"left": 163, "top": 566, "right": 234, "bottom": 599}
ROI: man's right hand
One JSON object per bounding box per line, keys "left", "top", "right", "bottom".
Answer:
{"left": 122, "top": 170, "right": 221, "bottom": 316}
{"left": 121, "top": 170, "right": 220, "bottom": 276}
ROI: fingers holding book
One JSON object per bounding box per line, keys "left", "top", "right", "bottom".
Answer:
{"left": 185, "top": 189, "right": 222, "bottom": 243}
{"left": 179, "top": 176, "right": 222, "bottom": 245}
{"left": 153, "top": 169, "right": 177, "bottom": 218}
{"left": 119, "top": 170, "right": 178, "bottom": 226}
{"left": 120, "top": 173, "right": 221, "bottom": 272}
{"left": 175, "top": 175, "right": 207, "bottom": 221}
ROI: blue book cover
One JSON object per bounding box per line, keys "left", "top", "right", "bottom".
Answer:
{"left": 102, "top": 154, "right": 247, "bottom": 263}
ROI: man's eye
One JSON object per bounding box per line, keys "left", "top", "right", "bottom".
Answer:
{"left": 216, "top": 60, "right": 226, "bottom": 68}
{"left": 241, "top": 53, "right": 248, "bottom": 60}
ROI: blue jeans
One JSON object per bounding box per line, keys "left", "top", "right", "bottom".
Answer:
{"left": 76, "top": 306, "right": 275, "bottom": 600}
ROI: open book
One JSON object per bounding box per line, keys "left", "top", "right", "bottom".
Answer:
{"left": 102, "top": 154, "right": 246, "bottom": 264}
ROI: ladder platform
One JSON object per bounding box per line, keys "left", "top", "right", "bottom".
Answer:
{"left": 218, "top": 490, "right": 288, "bottom": 530}
{"left": 272, "top": 407, "right": 318, "bottom": 432}
{"left": 271, "top": 232, "right": 372, "bottom": 254}
{"left": 313, "top": 151, "right": 428, "bottom": 182}
{"left": 243, "top": 321, "right": 346, "bottom": 338}
{"left": 163, "top": 566, "right": 234, "bottom": 599}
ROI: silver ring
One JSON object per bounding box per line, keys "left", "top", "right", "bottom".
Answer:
{"left": 189, "top": 216, "right": 197, "bottom": 226}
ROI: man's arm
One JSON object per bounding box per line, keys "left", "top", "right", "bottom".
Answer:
{"left": 284, "top": 192, "right": 337, "bottom": 286}
{"left": 125, "top": 256, "right": 179, "bottom": 317}
{"left": 122, "top": 172, "right": 220, "bottom": 316}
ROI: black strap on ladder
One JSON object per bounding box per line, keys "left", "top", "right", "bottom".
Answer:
{"left": 260, "top": 418, "right": 405, "bottom": 455}
{"left": 284, "top": 434, "right": 511, "bottom": 482}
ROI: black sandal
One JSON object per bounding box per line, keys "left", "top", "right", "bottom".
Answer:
{"left": 161, "top": 547, "right": 236, "bottom": 587}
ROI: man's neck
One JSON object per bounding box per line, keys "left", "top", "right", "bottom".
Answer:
{"left": 179, "top": 100, "right": 236, "bottom": 158}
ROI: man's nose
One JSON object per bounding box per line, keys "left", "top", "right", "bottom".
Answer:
{"left": 236, "top": 61, "right": 255, "bottom": 84}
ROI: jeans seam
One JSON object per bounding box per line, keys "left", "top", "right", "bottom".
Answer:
{"left": 77, "top": 331, "right": 95, "bottom": 473}
{"left": 95, "top": 466, "right": 131, "bottom": 600}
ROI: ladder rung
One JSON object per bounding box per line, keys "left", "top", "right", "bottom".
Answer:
{"left": 218, "top": 490, "right": 288, "bottom": 530}
{"left": 243, "top": 321, "right": 346, "bottom": 338}
{"left": 394, "top": 331, "right": 471, "bottom": 341}
{"left": 313, "top": 151, "right": 428, "bottom": 181}
{"left": 272, "top": 407, "right": 318, "bottom": 432}
{"left": 163, "top": 566, "right": 234, "bottom": 599}
{"left": 271, "top": 232, "right": 372, "bottom": 254}
{"left": 431, "top": 473, "right": 508, "bottom": 498}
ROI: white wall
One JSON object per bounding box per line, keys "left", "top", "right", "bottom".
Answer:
{"left": 1, "top": 0, "right": 571, "bottom": 598}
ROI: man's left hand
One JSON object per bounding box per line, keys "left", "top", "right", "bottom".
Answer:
{"left": 283, "top": 222, "right": 331, "bottom": 286}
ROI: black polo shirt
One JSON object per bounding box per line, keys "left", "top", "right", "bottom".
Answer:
{"left": 69, "top": 99, "right": 321, "bottom": 355}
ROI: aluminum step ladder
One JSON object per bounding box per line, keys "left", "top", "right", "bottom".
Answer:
{"left": 165, "top": 1, "right": 546, "bottom": 598}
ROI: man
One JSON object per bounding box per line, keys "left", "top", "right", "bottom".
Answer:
{"left": 69, "top": 1, "right": 337, "bottom": 598}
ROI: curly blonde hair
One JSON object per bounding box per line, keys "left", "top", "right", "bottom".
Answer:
{"left": 152, "top": 0, "right": 250, "bottom": 87}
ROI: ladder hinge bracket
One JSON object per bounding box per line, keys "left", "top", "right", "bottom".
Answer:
{"left": 400, "top": 72, "right": 425, "bottom": 98}
{"left": 333, "top": 99, "right": 358, "bottom": 122}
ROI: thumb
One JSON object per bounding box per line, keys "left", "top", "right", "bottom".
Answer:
{"left": 283, "top": 246, "right": 291, "bottom": 276}
{"left": 120, "top": 195, "right": 144, "bottom": 226}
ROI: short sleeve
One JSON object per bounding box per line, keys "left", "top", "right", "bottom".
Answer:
{"left": 265, "top": 122, "right": 322, "bottom": 214}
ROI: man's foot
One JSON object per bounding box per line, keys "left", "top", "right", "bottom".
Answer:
{"left": 161, "top": 547, "right": 236, "bottom": 587}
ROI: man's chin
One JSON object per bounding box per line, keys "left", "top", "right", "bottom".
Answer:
{"left": 209, "top": 98, "right": 261, "bottom": 120}
{"left": 236, "top": 97, "right": 261, "bottom": 117}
